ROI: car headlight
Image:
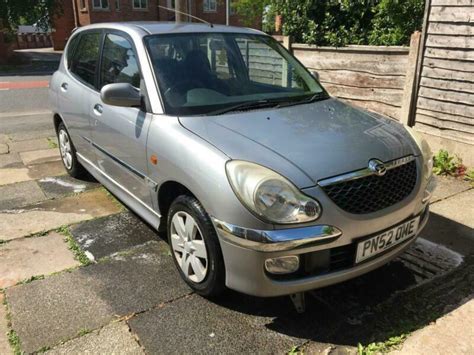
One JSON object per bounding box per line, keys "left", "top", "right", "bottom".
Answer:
{"left": 226, "top": 160, "right": 321, "bottom": 224}
{"left": 405, "top": 126, "right": 433, "bottom": 180}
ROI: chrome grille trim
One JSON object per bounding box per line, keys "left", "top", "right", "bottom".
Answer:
{"left": 318, "top": 155, "right": 416, "bottom": 187}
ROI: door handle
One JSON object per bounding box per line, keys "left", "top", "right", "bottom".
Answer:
{"left": 93, "top": 103, "right": 103, "bottom": 115}
{"left": 60, "top": 82, "right": 68, "bottom": 92}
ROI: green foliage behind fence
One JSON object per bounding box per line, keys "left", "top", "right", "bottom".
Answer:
{"left": 234, "top": 0, "right": 425, "bottom": 47}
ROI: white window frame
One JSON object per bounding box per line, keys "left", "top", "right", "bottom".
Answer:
{"left": 133, "top": 0, "right": 148, "bottom": 10}
{"left": 203, "top": 0, "right": 217, "bottom": 12}
{"left": 92, "top": 0, "right": 109, "bottom": 10}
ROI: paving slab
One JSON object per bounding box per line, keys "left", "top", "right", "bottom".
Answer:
{"left": 430, "top": 189, "right": 474, "bottom": 229}
{"left": 46, "top": 321, "right": 144, "bottom": 355}
{"left": 431, "top": 175, "right": 472, "bottom": 203}
{"left": 0, "top": 153, "right": 22, "bottom": 168}
{"left": 70, "top": 211, "right": 158, "bottom": 261}
{"left": 391, "top": 298, "right": 474, "bottom": 355}
{"left": 27, "top": 160, "right": 65, "bottom": 179}
{"left": 304, "top": 342, "right": 356, "bottom": 354}
{"left": 0, "top": 232, "right": 80, "bottom": 288}
{"left": 38, "top": 175, "right": 99, "bottom": 199}
{"left": 0, "top": 134, "right": 8, "bottom": 144}
{"left": 0, "top": 189, "right": 122, "bottom": 241}
{"left": 0, "top": 167, "right": 32, "bottom": 186}
{"left": 128, "top": 293, "right": 299, "bottom": 354}
{"left": 8, "top": 138, "right": 52, "bottom": 153}
{"left": 0, "top": 143, "right": 8, "bottom": 154}
{"left": 0, "top": 294, "right": 12, "bottom": 355}
{"left": 0, "top": 180, "right": 46, "bottom": 210}
{"left": 19, "top": 148, "right": 60, "bottom": 165}
{"left": 9, "top": 129, "right": 56, "bottom": 142}
{"left": 0, "top": 161, "right": 66, "bottom": 186}
{"left": 6, "top": 242, "right": 190, "bottom": 353}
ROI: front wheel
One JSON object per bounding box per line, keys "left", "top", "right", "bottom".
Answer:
{"left": 167, "top": 195, "right": 225, "bottom": 297}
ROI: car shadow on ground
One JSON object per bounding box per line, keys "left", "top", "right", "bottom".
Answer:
{"left": 209, "top": 212, "right": 474, "bottom": 347}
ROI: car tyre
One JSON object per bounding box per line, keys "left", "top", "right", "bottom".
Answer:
{"left": 167, "top": 195, "right": 226, "bottom": 297}
{"left": 57, "top": 122, "right": 87, "bottom": 178}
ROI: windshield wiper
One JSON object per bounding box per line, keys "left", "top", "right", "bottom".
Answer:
{"left": 276, "top": 92, "right": 329, "bottom": 108}
{"left": 206, "top": 99, "right": 281, "bottom": 116}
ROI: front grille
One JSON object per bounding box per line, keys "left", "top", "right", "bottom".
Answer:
{"left": 321, "top": 160, "right": 417, "bottom": 214}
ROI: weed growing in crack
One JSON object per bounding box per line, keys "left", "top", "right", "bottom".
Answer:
{"left": 17, "top": 275, "right": 45, "bottom": 285}
{"left": 7, "top": 329, "right": 22, "bottom": 355}
{"left": 47, "top": 137, "right": 58, "bottom": 149}
{"left": 357, "top": 334, "right": 408, "bottom": 355}
{"left": 56, "top": 225, "right": 92, "bottom": 266}
{"left": 78, "top": 328, "right": 92, "bottom": 337}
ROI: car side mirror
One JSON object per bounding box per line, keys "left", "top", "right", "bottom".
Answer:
{"left": 100, "top": 83, "right": 141, "bottom": 108}
{"left": 311, "top": 70, "right": 320, "bottom": 81}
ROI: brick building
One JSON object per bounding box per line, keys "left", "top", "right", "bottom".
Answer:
{"left": 52, "top": 0, "right": 261, "bottom": 50}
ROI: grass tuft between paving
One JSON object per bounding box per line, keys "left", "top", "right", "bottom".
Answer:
{"left": 357, "top": 334, "right": 408, "bottom": 354}
{"left": 2, "top": 291, "right": 23, "bottom": 355}
{"left": 56, "top": 225, "right": 92, "bottom": 266}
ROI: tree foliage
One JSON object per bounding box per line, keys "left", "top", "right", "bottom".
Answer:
{"left": 233, "top": 0, "right": 425, "bottom": 46}
{"left": 0, "top": 0, "right": 62, "bottom": 32}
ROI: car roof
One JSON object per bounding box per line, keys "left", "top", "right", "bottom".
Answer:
{"left": 74, "top": 21, "right": 266, "bottom": 37}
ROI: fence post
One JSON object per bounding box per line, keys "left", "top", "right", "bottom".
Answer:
{"left": 400, "top": 31, "right": 421, "bottom": 126}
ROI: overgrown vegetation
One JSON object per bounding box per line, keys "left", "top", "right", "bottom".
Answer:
{"left": 234, "top": 0, "right": 425, "bottom": 46}
{"left": 358, "top": 334, "right": 408, "bottom": 354}
{"left": 432, "top": 149, "right": 466, "bottom": 177}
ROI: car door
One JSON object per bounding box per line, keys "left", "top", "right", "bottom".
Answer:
{"left": 89, "top": 30, "right": 154, "bottom": 208}
{"left": 59, "top": 30, "right": 102, "bottom": 162}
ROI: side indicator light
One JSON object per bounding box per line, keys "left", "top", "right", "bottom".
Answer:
{"left": 150, "top": 155, "right": 158, "bottom": 165}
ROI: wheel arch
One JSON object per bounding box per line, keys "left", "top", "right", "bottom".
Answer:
{"left": 157, "top": 180, "right": 196, "bottom": 232}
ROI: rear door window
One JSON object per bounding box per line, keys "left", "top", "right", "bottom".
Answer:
{"left": 70, "top": 32, "right": 102, "bottom": 88}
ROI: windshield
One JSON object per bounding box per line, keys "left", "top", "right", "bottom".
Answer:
{"left": 145, "top": 33, "right": 327, "bottom": 116}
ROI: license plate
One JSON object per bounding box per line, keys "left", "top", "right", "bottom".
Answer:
{"left": 355, "top": 217, "right": 420, "bottom": 264}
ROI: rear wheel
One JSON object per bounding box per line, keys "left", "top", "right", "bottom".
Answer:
{"left": 57, "top": 122, "right": 87, "bottom": 178}
{"left": 167, "top": 195, "right": 225, "bottom": 297}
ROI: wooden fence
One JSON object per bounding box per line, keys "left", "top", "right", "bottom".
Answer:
{"left": 274, "top": 8, "right": 473, "bottom": 165}
{"left": 413, "top": 0, "right": 474, "bottom": 164}
{"left": 292, "top": 44, "right": 412, "bottom": 120}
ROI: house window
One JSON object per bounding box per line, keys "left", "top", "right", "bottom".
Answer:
{"left": 79, "top": 0, "right": 86, "bottom": 10}
{"left": 93, "top": 0, "right": 109, "bottom": 9}
{"left": 203, "top": 0, "right": 217, "bottom": 12}
{"left": 133, "top": 0, "right": 148, "bottom": 9}
{"left": 167, "top": 0, "right": 175, "bottom": 9}
{"left": 115, "top": 0, "right": 120, "bottom": 10}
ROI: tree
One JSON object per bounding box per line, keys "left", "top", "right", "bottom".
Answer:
{"left": 0, "top": 0, "right": 62, "bottom": 32}
{"left": 231, "top": 0, "right": 268, "bottom": 27}
{"left": 232, "top": 0, "right": 425, "bottom": 46}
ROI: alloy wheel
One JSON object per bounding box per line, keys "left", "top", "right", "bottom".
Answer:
{"left": 170, "top": 211, "right": 208, "bottom": 283}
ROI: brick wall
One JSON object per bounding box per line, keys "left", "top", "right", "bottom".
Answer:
{"left": 51, "top": 0, "right": 76, "bottom": 50}
{"left": 52, "top": 0, "right": 159, "bottom": 50}
{"left": 157, "top": 0, "right": 261, "bottom": 29}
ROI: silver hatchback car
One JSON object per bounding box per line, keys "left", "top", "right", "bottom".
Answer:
{"left": 50, "top": 22, "right": 435, "bottom": 299}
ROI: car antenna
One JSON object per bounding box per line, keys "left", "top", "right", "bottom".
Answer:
{"left": 157, "top": 5, "right": 214, "bottom": 28}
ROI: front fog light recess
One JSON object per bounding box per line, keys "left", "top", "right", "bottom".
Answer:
{"left": 265, "top": 256, "right": 300, "bottom": 275}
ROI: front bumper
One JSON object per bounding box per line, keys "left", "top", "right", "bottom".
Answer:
{"left": 212, "top": 206, "right": 430, "bottom": 297}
